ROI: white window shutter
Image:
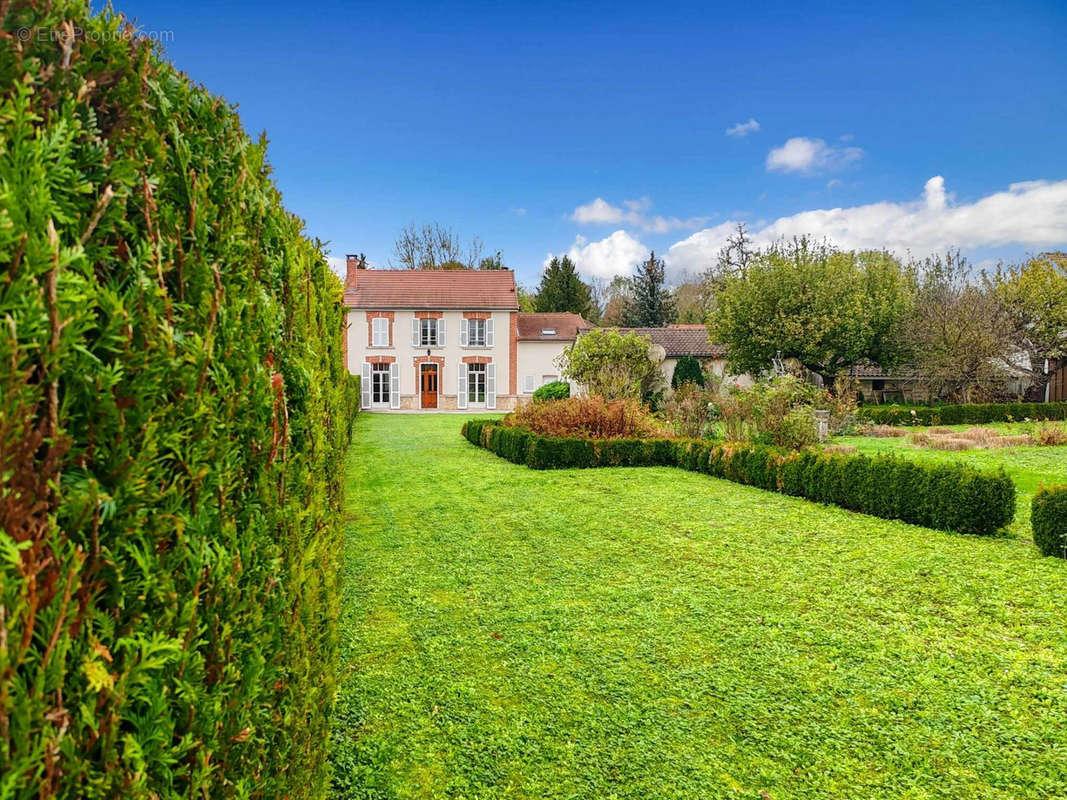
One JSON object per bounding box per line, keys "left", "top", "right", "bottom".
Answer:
{"left": 389, "top": 363, "right": 400, "bottom": 409}
{"left": 437, "top": 318, "right": 445, "bottom": 347}
{"left": 457, "top": 363, "right": 468, "bottom": 409}
{"left": 411, "top": 318, "right": 420, "bottom": 346}
{"left": 486, "top": 318, "right": 494, "bottom": 347}
{"left": 460, "top": 318, "right": 469, "bottom": 346}
{"left": 486, "top": 364, "right": 496, "bottom": 409}
{"left": 361, "top": 362, "right": 371, "bottom": 409}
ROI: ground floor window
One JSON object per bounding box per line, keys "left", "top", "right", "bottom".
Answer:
{"left": 372, "top": 363, "right": 390, "bottom": 404}
{"left": 468, "top": 363, "right": 486, "bottom": 404}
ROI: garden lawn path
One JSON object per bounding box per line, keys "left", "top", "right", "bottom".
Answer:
{"left": 331, "top": 414, "right": 1067, "bottom": 799}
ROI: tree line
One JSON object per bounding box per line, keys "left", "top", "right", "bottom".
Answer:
{"left": 389, "top": 220, "right": 1066, "bottom": 402}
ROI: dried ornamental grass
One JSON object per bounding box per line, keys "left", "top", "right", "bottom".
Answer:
{"left": 503, "top": 396, "right": 668, "bottom": 439}
{"left": 861, "top": 424, "right": 908, "bottom": 438}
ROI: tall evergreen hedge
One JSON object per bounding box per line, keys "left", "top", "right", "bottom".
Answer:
{"left": 0, "top": 2, "right": 356, "bottom": 796}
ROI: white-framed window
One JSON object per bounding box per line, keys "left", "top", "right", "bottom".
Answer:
{"left": 542, "top": 374, "right": 558, "bottom": 385}
{"left": 371, "top": 363, "right": 391, "bottom": 404}
{"left": 371, "top": 316, "right": 389, "bottom": 347}
{"left": 523, "top": 375, "right": 536, "bottom": 394}
{"left": 420, "top": 318, "right": 438, "bottom": 347}
{"left": 460, "top": 317, "right": 493, "bottom": 347}
{"left": 468, "top": 363, "right": 487, "bottom": 404}
{"left": 469, "top": 318, "right": 486, "bottom": 347}
{"left": 413, "top": 317, "right": 444, "bottom": 347}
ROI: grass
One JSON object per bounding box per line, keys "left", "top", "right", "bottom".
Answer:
{"left": 331, "top": 414, "right": 1067, "bottom": 799}
{"left": 837, "top": 422, "right": 1067, "bottom": 536}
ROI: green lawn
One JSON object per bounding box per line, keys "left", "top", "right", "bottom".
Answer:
{"left": 331, "top": 414, "right": 1067, "bottom": 799}
{"left": 836, "top": 423, "right": 1067, "bottom": 536}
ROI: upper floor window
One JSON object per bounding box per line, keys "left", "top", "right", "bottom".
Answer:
{"left": 371, "top": 316, "right": 389, "bottom": 347}
{"left": 420, "top": 317, "right": 438, "bottom": 346}
{"left": 461, "top": 317, "right": 493, "bottom": 347}
{"left": 469, "top": 318, "right": 486, "bottom": 347}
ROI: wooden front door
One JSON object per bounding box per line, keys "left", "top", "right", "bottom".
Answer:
{"left": 420, "top": 364, "right": 438, "bottom": 409}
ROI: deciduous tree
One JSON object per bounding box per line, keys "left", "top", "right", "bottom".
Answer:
{"left": 709, "top": 237, "right": 914, "bottom": 386}
{"left": 557, "top": 328, "right": 664, "bottom": 401}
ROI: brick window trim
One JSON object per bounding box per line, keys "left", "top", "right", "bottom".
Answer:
{"left": 463, "top": 311, "right": 490, "bottom": 320}
{"left": 366, "top": 355, "right": 396, "bottom": 365}
{"left": 462, "top": 356, "right": 492, "bottom": 365}
{"left": 414, "top": 311, "right": 444, "bottom": 319}
{"left": 366, "top": 311, "right": 395, "bottom": 347}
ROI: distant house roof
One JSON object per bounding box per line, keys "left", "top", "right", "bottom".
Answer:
{"left": 615, "top": 324, "right": 726, "bottom": 358}
{"left": 517, "top": 312, "right": 595, "bottom": 341}
{"left": 343, "top": 269, "right": 519, "bottom": 309}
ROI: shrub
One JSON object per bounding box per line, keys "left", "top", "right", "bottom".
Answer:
{"left": 1033, "top": 422, "right": 1067, "bottom": 446}
{"left": 0, "top": 4, "right": 350, "bottom": 796}
{"left": 671, "top": 355, "right": 705, "bottom": 388}
{"left": 663, "top": 382, "right": 717, "bottom": 439}
{"left": 463, "top": 423, "right": 1015, "bottom": 535}
{"left": 556, "top": 328, "right": 664, "bottom": 401}
{"left": 1032, "top": 487, "right": 1067, "bottom": 558}
{"left": 858, "top": 401, "right": 1067, "bottom": 427}
{"left": 533, "top": 379, "right": 571, "bottom": 402}
{"left": 503, "top": 396, "right": 667, "bottom": 439}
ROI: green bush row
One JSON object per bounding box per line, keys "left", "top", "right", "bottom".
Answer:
{"left": 858, "top": 401, "right": 1067, "bottom": 426}
{"left": 1, "top": 3, "right": 354, "bottom": 796}
{"left": 463, "top": 422, "right": 1016, "bottom": 536}
{"left": 1032, "top": 487, "right": 1067, "bottom": 559}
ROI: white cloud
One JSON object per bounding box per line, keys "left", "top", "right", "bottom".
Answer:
{"left": 726, "top": 118, "right": 761, "bottom": 137}
{"left": 826, "top": 178, "right": 842, "bottom": 190}
{"left": 766, "top": 136, "right": 864, "bottom": 174}
{"left": 547, "top": 230, "right": 649, "bottom": 280}
{"left": 666, "top": 176, "right": 1067, "bottom": 275}
{"left": 514, "top": 207, "right": 527, "bottom": 216}
{"left": 570, "top": 196, "right": 709, "bottom": 233}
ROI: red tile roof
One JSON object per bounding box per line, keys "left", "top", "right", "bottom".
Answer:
{"left": 615, "top": 325, "right": 726, "bottom": 358}
{"left": 343, "top": 269, "right": 519, "bottom": 309}
{"left": 516, "top": 313, "right": 595, "bottom": 341}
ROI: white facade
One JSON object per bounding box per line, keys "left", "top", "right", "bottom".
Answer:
{"left": 515, "top": 341, "right": 569, "bottom": 397}
{"left": 346, "top": 309, "right": 521, "bottom": 411}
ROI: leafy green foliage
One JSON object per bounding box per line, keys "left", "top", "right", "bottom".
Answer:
{"left": 996, "top": 254, "right": 1067, "bottom": 399}
{"left": 671, "top": 355, "right": 705, "bottom": 388}
{"left": 0, "top": 3, "right": 351, "bottom": 796}
{"left": 556, "top": 328, "right": 664, "bottom": 401}
{"left": 341, "top": 415, "right": 1067, "bottom": 797}
{"left": 532, "top": 379, "right": 570, "bottom": 402}
{"left": 623, "top": 251, "right": 675, "bottom": 327}
{"left": 1032, "top": 486, "right": 1067, "bottom": 558}
{"left": 464, "top": 422, "right": 1015, "bottom": 535}
{"left": 709, "top": 238, "right": 914, "bottom": 384}
{"left": 533, "top": 255, "right": 595, "bottom": 317}
{"left": 858, "top": 402, "right": 1067, "bottom": 426}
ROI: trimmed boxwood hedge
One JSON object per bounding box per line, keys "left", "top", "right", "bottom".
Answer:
{"left": 1, "top": 3, "right": 357, "bottom": 797}
{"left": 857, "top": 401, "right": 1067, "bottom": 427}
{"left": 1032, "top": 487, "right": 1067, "bottom": 558}
{"left": 462, "top": 422, "right": 1016, "bottom": 536}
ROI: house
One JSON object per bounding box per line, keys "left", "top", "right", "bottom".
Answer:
{"left": 342, "top": 258, "right": 592, "bottom": 410}
{"left": 615, "top": 324, "right": 752, "bottom": 389}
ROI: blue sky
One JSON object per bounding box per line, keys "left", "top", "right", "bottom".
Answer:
{"left": 124, "top": 0, "right": 1067, "bottom": 285}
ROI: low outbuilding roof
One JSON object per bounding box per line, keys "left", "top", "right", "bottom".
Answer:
{"left": 517, "top": 312, "right": 595, "bottom": 341}
{"left": 615, "top": 325, "right": 726, "bottom": 358}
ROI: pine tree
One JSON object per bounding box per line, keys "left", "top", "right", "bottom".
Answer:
{"left": 534, "top": 256, "right": 594, "bottom": 317}
{"left": 623, "top": 251, "right": 675, "bottom": 327}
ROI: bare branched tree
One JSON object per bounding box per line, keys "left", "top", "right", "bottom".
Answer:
{"left": 392, "top": 222, "right": 485, "bottom": 269}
